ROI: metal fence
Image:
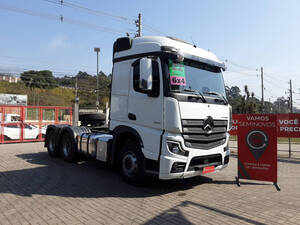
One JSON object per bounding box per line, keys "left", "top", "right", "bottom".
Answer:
{"left": 0, "top": 105, "right": 72, "bottom": 144}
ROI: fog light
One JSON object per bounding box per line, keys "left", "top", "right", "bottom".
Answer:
{"left": 167, "top": 141, "right": 188, "bottom": 156}
{"left": 224, "top": 155, "right": 229, "bottom": 164}
{"left": 171, "top": 162, "right": 186, "bottom": 173}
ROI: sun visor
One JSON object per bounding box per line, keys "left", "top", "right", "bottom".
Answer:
{"left": 183, "top": 53, "right": 226, "bottom": 71}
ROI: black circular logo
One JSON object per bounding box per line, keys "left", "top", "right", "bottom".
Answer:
{"left": 246, "top": 130, "right": 269, "bottom": 160}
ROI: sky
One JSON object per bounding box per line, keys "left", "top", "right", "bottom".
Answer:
{"left": 0, "top": 0, "right": 300, "bottom": 106}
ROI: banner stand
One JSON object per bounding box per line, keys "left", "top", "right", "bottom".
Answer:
{"left": 235, "top": 176, "right": 281, "bottom": 191}
{"left": 236, "top": 114, "right": 280, "bottom": 192}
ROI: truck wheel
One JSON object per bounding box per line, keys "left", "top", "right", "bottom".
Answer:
{"left": 61, "top": 132, "right": 78, "bottom": 163}
{"left": 119, "top": 141, "right": 146, "bottom": 185}
{"left": 4, "top": 135, "right": 10, "bottom": 141}
{"left": 47, "top": 130, "right": 59, "bottom": 157}
{"left": 36, "top": 134, "right": 45, "bottom": 139}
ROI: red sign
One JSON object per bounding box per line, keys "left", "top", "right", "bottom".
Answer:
{"left": 230, "top": 114, "right": 244, "bottom": 136}
{"left": 237, "top": 114, "right": 277, "bottom": 182}
{"left": 277, "top": 114, "right": 300, "bottom": 137}
{"left": 230, "top": 113, "right": 300, "bottom": 138}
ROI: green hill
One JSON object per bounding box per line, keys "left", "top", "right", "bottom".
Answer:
{"left": 0, "top": 70, "right": 111, "bottom": 109}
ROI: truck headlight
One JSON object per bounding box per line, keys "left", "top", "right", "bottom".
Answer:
{"left": 167, "top": 141, "right": 188, "bottom": 156}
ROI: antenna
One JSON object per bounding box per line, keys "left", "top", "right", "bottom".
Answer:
{"left": 190, "top": 36, "right": 197, "bottom": 48}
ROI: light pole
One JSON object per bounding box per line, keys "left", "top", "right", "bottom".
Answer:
{"left": 94, "top": 47, "right": 100, "bottom": 112}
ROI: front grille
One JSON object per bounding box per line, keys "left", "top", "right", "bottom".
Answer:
{"left": 182, "top": 119, "right": 227, "bottom": 149}
{"left": 188, "top": 154, "right": 222, "bottom": 171}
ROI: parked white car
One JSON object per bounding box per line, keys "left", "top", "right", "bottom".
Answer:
{"left": 2, "top": 123, "right": 46, "bottom": 140}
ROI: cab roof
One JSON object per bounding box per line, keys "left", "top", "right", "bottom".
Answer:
{"left": 113, "top": 36, "right": 225, "bottom": 69}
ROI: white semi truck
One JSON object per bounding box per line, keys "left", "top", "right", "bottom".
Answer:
{"left": 45, "top": 36, "right": 232, "bottom": 184}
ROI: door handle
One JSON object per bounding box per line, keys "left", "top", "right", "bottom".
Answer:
{"left": 128, "top": 113, "right": 136, "bottom": 120}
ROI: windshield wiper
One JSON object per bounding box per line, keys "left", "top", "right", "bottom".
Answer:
{"left": 183, "top": 88, "right": 206, "bottom": 103}
{"left": 203, "top": 91, "right": 228, "bottom": 105}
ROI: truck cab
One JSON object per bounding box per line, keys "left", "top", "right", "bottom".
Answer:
{"left": 45, "top": 36, "right": 231, "bottom": 184}
{"left": 110, "top": 36, "right": 231, "bottom": 180}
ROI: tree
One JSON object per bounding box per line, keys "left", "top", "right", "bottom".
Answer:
{"left": 234, "top": 85, "right": 259, "bottom": 113}
{"left": 273, "top": 97, "right": 290, "bottom": 113}
{"left": 55, "top": 75, "right": 75, "bottom": 87}
{"left": 21, "top": 70, "right": 57, "bottom": 89}
{"left": 226, "top": 86, "right": 243, "bottom": 113}
{"left": 226, "top": 85, "right": 241, "bottom": 99}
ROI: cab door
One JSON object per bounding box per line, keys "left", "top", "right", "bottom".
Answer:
{"left": 127, "top": 57, "right": 164, "bottom": 160}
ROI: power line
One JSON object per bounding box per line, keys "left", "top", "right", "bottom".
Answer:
{"left": 264, "top": 88, "right": 277, "bottom": 97}
{"left": 143, "top": 24, "right": 168, "bottom": 36}
{"left": 225, "top": 69, "right": 258, "bottom": 77}
{"left": 223, "top": 59, "right": 257, "bottom": 71}
{"left": 41, "top": 0, "right": 135, "bottom": 24}
{"left": 138, "top": 17, "right": 168, "bottom": 36}
{"left": 263, "top": 76, "right": 288, "bottom": 91}
{"left": 0, "top": 3, "right": 125, "bottom": 35}
{"left": 264, "top": 73, "right": 287, "bottom": 83}
{"left": 254, "top": 94, "right": 262, "bottom": 99}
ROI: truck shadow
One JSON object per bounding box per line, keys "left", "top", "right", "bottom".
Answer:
{"left": 0, "top": 151, "right": 213, "bottom": 198}
{"left": 143, "top": 201, "right": 266, "bottom": 225}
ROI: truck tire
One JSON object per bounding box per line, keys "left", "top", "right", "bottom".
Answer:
{"left": 119, "top": 140, "right": 146, "bottom": 185}
{"left": 47, "top": 129, "right": 59, "bottom": 157}
{"left": 60, "top": 132, "right": 78, "bottom": 163}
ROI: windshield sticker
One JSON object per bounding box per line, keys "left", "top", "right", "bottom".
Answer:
{"left": 170, "top": 76, "right": 186, "bottom": 85}
{"left": 169, "top": 60, "right": 186, "bottom": 86}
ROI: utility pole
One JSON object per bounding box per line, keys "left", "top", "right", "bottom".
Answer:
{"left": 289, "top": 80, "right": 293, "bottom": 113}
{"left": 73, "top": 77, "right": 79, "bottom": 126}
{"left": 261, "top": 67, "right": 264, "bottom": 112}
{"left": 75, "top": 77, "right": 78, "bottom": 100}
{"left": 135, "top": 13, "right": 142, "bottom": 37}
{"left": 94, "top": 47, "right": 100, "bottom": 112}
{"left": 288, "top": 79, "right": 293, "bottom": 158}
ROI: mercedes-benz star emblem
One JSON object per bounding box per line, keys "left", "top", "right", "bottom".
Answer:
{"left": 203, "top": 116, "right": 214, "bottom": 134}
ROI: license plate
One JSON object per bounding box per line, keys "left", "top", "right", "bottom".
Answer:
{"left": 203, "top": 166, "right": 215, "bottom": 174}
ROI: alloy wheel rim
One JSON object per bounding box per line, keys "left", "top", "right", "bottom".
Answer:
{"left": 122, "top": 152, "right": 138, "bottom": 178}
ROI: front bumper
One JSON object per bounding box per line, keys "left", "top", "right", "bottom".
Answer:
{"left": 159, "top": 132, "right": 230, "bottom": 180}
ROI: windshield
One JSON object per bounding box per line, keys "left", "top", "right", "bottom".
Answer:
{"left": 167, "top": 59, "right": 226, "bottom": 97}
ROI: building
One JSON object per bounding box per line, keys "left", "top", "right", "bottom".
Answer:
{"left": 0, "top": 74, "right": 21, "bottom": 83}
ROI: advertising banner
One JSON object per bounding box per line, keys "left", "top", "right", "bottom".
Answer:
{"left": 229, "top": 114, "right": 244, "bottom": 136}
{"left": 277, "top": 114, "right": 300, "bottom": 137}
{"left": 0, "top": 94, "right": 27, "bottom": 106}
{"left": 237, "top": 114, "right": 277, "bottom": 183}
{"left": 230, "top": 113, "right": 300, "bottom": 138}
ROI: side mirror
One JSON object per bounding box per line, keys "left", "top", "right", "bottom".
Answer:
{"left": 139, "top": 58, "right": 152, "bottom": 90}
